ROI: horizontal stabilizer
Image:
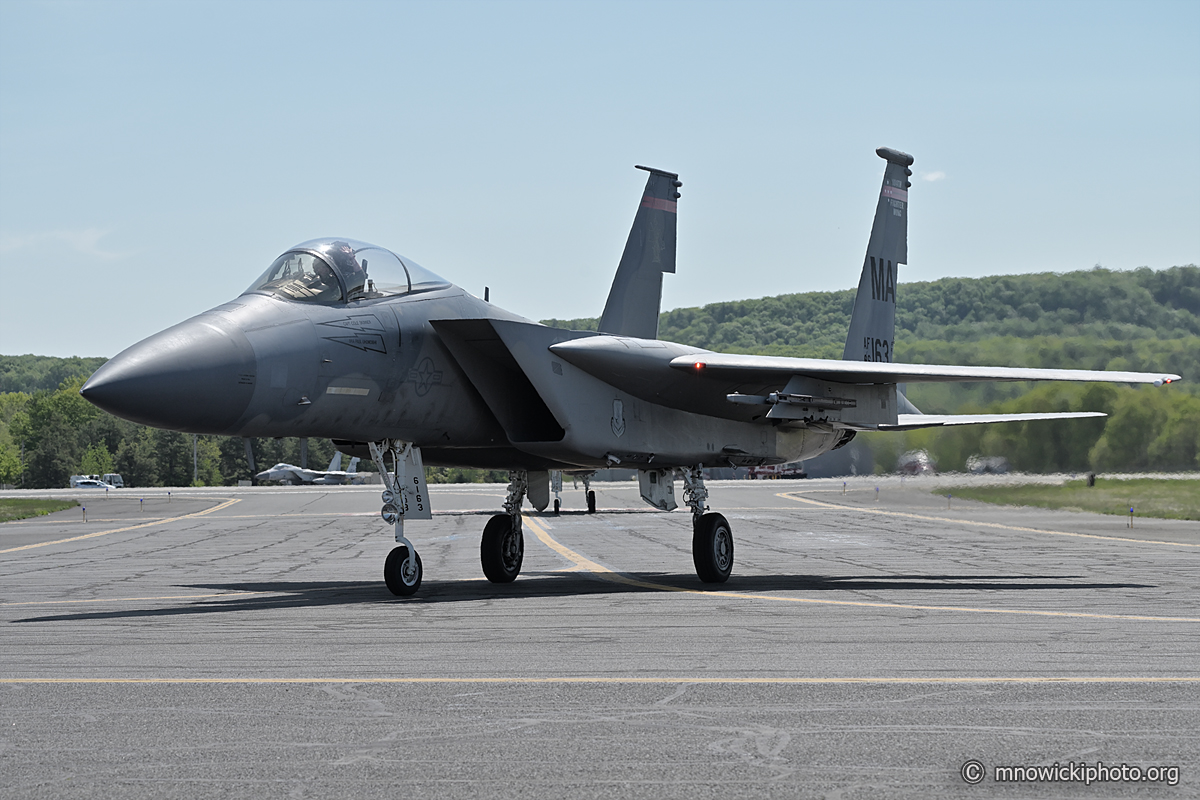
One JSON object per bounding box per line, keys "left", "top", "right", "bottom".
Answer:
{"left": 880, "top": 411, "right": 1106, "bottom": 431}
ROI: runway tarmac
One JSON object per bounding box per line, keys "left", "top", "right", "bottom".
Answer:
{"left": 2, "top": 478, "right": 1198, "bottom": 798}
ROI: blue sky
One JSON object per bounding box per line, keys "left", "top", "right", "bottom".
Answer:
{"left": 1, "top": 0, "right": 1197, "bottom": 358}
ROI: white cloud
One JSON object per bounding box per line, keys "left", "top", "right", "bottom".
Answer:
{"left": 0, "top": 228, "right": 130, "bottom": 260}
{"left": 920, "top": 171, "right": 946, "bottom": 182}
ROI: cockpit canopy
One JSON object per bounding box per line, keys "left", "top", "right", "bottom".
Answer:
{"left": 243, "top": 238, "right": 447, "bottom": 304}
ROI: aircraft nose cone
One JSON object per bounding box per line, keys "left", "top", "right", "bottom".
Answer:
{"left": 81, "top": 316, "right": 256, "bottom": 434}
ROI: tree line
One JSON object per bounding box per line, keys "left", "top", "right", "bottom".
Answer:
{"left": 3, "top": 265, "right": 1196, "bottom": 486}
{"left": 545, "top": 265, "right": 1200, "bottom": 358}
{"left": 0, "top": 369, "right": 512, "bottom": 488}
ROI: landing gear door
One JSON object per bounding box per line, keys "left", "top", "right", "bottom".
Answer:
{"left": 638, "top": 469, "right": 677, "bottom": 512}
{"left": 398, "top": 446, "right": 432, "bottom": 520}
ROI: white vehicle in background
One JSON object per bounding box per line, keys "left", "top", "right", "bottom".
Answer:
{"left": 72, "top": 478, "right": 115, "bottom": 489}
{"left": 102, "top": 473, "right": 125, "bottom": 488}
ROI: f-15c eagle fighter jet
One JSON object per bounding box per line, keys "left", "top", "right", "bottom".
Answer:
{"left": 254, "top": 451, "right": 362, "bottom": 485}
{"left": 81, "top": 149, "right": 1181, "bottom": 597}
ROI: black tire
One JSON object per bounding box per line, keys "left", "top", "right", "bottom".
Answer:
{"left": 481, "top": 514, "right": 523, "bottom": 583}
{"left": 384, "top": 545, "right": 423, "bottom": 596}
{"left": 586, "top": 490, "right": 596, "bottom": 514}
{"left": 692, "top": 513, "right": 733, "bottom": 583}
{"left": 553, "top": 498, "right": 561, "bottom": 515}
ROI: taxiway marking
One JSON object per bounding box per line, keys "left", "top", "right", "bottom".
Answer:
{"left": 778, "top": 492, "right": 1200, "bottom": 548}
{"left": 523, "top": 516, "right": 1200, "bottom": 623}
{"left": 0, "top": 498, "right": 241, "bottom": 554}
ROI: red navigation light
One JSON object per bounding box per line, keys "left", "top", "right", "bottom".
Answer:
{"left": 694, "top": 361, "right": 706, "bottom": 370}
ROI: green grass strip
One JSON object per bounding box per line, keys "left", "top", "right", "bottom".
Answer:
{"left": 939, "top": 478, "right": 1200, "bottom": 521}
{"left": 0, "top": 498, "right": 80, "bottom": 523}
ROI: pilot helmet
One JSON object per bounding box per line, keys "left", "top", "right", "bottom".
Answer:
{"left": 327, "top": 240, "right": 366, "bottom": 293}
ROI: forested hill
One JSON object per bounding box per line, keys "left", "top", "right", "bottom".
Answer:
{"left": 0, "top": 355, "right": 108, "bottom": 394}
{"left": 1, "top": 265, "right": 1196, "bottom": 485}
{"left": 544, "top": 265, "right": 1200, "bottom": 359}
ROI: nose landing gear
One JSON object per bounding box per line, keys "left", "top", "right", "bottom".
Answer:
{"left": 370, "top": 440, "right": 431, "bottom": 598}
{"left": 384, "top": 545, "right": 423, "bottom": 596}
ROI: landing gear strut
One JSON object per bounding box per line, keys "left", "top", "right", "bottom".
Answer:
{"left": 481, "top": 470, "right": 526, "bottom": 583}
{"left": 679, "top": 467, "right": 733, "bottom": 583}
{"left": 369, "top": 440, "right": 428, "bottom": 597}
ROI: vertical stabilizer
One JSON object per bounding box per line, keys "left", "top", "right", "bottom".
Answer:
{"left": 842, "top": 147, "right": 913, "bottom": 362}
{"left": 598, "top": 165, "right": 681, "bottom": 339}
{"left": 327, "top": 451, "right": 343, "bottom": 472}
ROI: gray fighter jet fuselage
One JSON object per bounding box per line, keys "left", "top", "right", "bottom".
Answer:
{"left": 255, "top": 452, "right": 363, "bottom": 485}
{"left": 81, "top": 151, "right": 1182, "bottom": 597}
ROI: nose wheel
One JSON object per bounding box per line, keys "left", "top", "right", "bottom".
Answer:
{"left": 384, "top": 545, "right": 423, "bottom": 596}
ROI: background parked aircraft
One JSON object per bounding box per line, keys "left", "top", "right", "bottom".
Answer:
{"left": 254, "top": 453, "right": 363, "bottom": 485}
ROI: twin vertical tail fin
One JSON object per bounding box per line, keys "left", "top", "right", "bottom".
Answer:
{"left": 598, "top": 165, "right": 681, "bottom": 339}
{"left": 842, "top": 147, "right": 913, "bottom": 363}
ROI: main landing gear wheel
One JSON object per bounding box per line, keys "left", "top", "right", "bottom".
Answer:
{"left": 692, "top": 513, "right": 734, "bottom": 583}
{"left": 384, "top": 545, "right": 423, "bottom": 596}
{"left": 586, "top": 490, "right": 596, "bottom": 514}
{"left": 553, "top": 498, "right": 561, "bottom": 515}
{"left": 481, "top": 514, "right": 524, "bottom": 583}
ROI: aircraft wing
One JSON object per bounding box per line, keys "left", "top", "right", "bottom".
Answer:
{"left": 880, "top": 411, "right": 1106, "bottom": 431}
{"left": 547, "top": 334, "right": 1181, "bottom": 430}
{"left": 667, "top": 352, "right": 1181, "bottom": 386}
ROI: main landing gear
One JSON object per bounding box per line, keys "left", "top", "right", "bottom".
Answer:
{"left": 481, "top": 470, "right": 527, "bottom": 583}
{"left": 565, "top": 471, "right": 598, "bottom": 513}
{"left": 680, "top": 467, "right": 733, "bottom": 583}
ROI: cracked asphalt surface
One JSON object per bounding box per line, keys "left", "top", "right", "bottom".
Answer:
{"left": 2, "top": 478, "right": 1198, "bottom": 798}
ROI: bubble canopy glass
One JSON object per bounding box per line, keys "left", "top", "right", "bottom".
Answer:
{"left": 244, "top": 238, "right": 448, "bottom": 304}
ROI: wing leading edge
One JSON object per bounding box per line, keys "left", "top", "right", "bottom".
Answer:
{"left": 669, "top": 352, "right": 1181, "bottom": 386}
{"left": 881, "top": 411, "right": 1106, "bottom": 432}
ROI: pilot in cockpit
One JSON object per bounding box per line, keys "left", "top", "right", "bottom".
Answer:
{"left": 308, "top": 258, "right": 342, "bottom": 302}
{"left": 327, "top": 240, "right": 367, "bottom": 298}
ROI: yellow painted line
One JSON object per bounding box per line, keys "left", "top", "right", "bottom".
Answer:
{"left": 0, "top": 498, "right": 241, "bottom": 554}
{"left": 523, "top": 516, "right": 1200, "bottom": 623}
{"left": 777, "top": 492, "right": 1200, "bottom": 548}
{"left": 1, "top": 676, "right": 1197, "bottom": 685}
